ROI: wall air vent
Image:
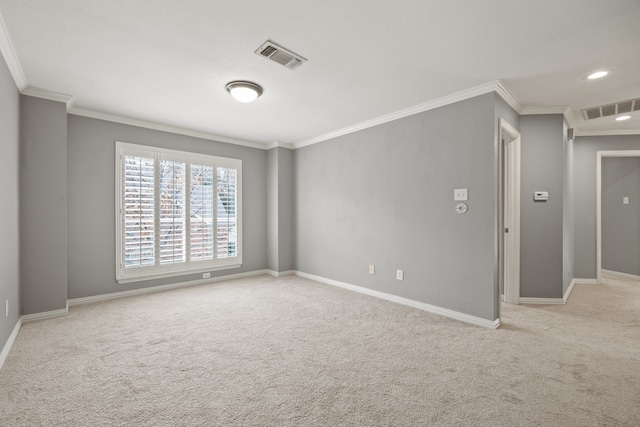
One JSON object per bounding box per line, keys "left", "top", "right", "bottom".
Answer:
{"left": 255, "top": 40, "right": 307, "bottom": 70}
{"left": 582, "top": 98, "right": 640, "bottom": 120}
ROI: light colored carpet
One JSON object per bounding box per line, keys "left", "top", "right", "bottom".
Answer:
{"left": 1, "top": 274, "right": 639, "bottom": 426}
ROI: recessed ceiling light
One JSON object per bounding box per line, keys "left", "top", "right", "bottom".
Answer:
{"left": 225, "top": 81, "right": 263, "bottom": 103}
{"left": 587, "top": 71, "right": 608, "bottom": 80}
{"left": 615, "top": 115, "right": 631, "bottom": 121}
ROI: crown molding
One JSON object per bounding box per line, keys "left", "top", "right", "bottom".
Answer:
{"left": 577, "top": 129, "right": 640, "bottom": 137}
{"left": 0, "top": 9, "right": 27, "bottom": 90}
{"left": 520, "top": 105, "right": 576, "bottom": 129}
{"left": 68, "top": 107, "right": 269, "bottom": 150}
{"left": 21, "top": 86, "right": 73, "bottom": 106}
{"left": 265, "top": 141, "right": 295, "bottom": 150}
{"left": 564, "top": 109, "right": 575, "bottom": 129}
{"left": 495, "top": 81, "right": 522, "bottom": 113}
{"left": 520, "top": 105, "right": 569, "bottom": 115}
{"left": 294, "top": 80, "right": 502, "bottom": 149}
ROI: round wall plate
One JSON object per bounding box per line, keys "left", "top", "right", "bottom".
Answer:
{"left": 455, "top": 202, "right": 468, "bottom": 214}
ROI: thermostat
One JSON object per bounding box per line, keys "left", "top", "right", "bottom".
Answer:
{"left": 455, "top": 202, "right": 468, "bottom": 214}
{"left": 533, "top": 191, "right": 549, "bottom": 201}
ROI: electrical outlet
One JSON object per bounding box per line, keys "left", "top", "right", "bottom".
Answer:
{"left": 5, "top": 299, "right": 8, "bottom": 318}
{"left": 396, "top": 270, "right": 404, "bottom": 281}
{"left": 369, "top": 265, "right": 375, "bottom": 275}
{"left": 203, "top": 272, "right": 211, "bottom": 279}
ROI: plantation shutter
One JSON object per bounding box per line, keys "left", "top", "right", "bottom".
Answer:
{"left": 190, "top": 164, "right": 215, "bottom": 261}
{"left": 216, "top": 166, "right": 238, "bottom": 258}
{"left": 123, "top": 153, "right": 155, "bottom": 268}
{"left": 116, "top": 141, "right": 242, "bottom": 283}
{"left": 158, "top": 155, "right": 186, "bottom": 265}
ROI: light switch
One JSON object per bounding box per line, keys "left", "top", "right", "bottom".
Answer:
{"left": 454, "top": 188, "right": 468, "bottom": 201}
{"left": 623, "top": 197, "right": 629, "bottom": 205}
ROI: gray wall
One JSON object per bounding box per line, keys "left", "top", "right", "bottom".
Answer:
{"left": 277, "top": 148, "right": 294, "bottom": 272}
{"left": 16, "top": 84, "right": 640, "bottom": 325}
{"left": 573, "top": 135, "right": 640, "bottom": 278}
{"left": 295, "top": 93, "right": 499, "bottom": 321}
{"left": 0, "top": 53, "right": 20, "bottom": 349}
{"left": 20, "top": 96, "right": 68, "bottom": 315}
{"left": 519, "top": 115, "right": 565, "bottom": 298}
{"left": 266, "top": 147, "right": 295, "bottom": 273}
{"left": 267, "top": 148, "right": 278, "bottom": 271}
{"left": 601, "top": 157, "right": 640, "bottom": 276}
{"left": 67, "top": 115, "right": 268, "bottom": 299}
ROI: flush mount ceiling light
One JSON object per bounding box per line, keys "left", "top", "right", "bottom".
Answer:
{"left": 587, "top": 70, "right": 608, "bottom": 80}
{"left": 616, "top": 115, "right": 631, "bottom": 121}
{"left": 225, "top": 81, "right": 263, "bottom": 103}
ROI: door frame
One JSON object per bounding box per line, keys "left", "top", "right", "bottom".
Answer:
{"left": 499, "top": 118, "right": 521, "bottom": 305}
{"left": 596, "top": 150, "right": 640, "bottom": 283}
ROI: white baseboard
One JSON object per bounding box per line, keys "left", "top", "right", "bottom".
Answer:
{"left": 267, "top": 270, "right": 296, "bottom": 277}
{"left": 3, "top": 307, "right": 71, "bottom": 370}
{"left": 518, "top": 297, "right": 565, "bottom": 305}
{"left": 520, "top": 278, "right": 594, "bottom": 305}
{"left": 294, "top": 271, "right": 500, "bottom": 329}
{"left": 69, "top": 269, "right": 270, "bottom": 307}
{"left": 573, "top": 278, "right": 598, "bottom": 285}
{"left": 2, "top": 269, "right": 271, "bottom": 370}
{"left": 601, "top": 269, "right": 640, "bottom": 281}
{"left": 5, "top": 268, "right": 506, "bottom": 369}
{"left": 563, "top": 279, "right": 576, "bottom": 303}
{"left": 21, "top": 304, "right": 69, "bottom": 323}
{"left": 0, "top": 319, "right": 22, "bottom": 371}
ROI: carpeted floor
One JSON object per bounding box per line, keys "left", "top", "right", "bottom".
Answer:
{"left": 0, "top": 274, "right": 639, "bottom": 426}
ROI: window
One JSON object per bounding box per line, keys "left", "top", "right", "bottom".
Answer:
{"left": 116, "top": 142, "right": 242, "bottom": 283}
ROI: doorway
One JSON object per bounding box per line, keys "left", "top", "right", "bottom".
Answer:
{"left": 596, "top": 150, "right": 640, "bottom": 283}
{"left": 499, "top": 119, "right": 521, "bottom": 305}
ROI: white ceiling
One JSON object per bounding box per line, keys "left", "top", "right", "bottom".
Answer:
{"left": 1, "top": 0, "right": 639, "bottom": 147}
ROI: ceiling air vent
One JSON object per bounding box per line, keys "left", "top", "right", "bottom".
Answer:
{"left": 582, "top": 98, "right": 640, "bottom": 120}
{"left": 255, "top": 40, "right": 307, "bottom": 70}
{"left": 617, "top": 100, "right": 633, "bottom": 114}
{"left": 600, "top": 104, "right": 616, "bottom": 117}
{"left": 585, "top": 108, "right": 601, "bottom": 120}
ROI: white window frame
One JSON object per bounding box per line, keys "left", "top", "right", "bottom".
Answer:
{"left": 115, "top": 141, "right": 242, "bottom": 283}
